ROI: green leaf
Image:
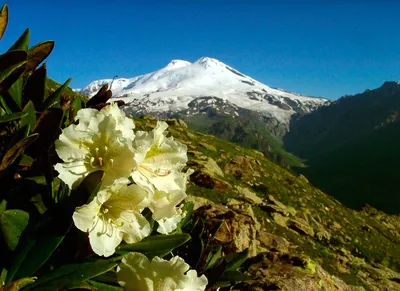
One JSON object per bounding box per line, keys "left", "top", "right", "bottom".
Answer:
{"left": 0, "top": 4, "right": 8, "bottom": 40}
{"left": 26, "top": 260, "right": 118, "bottom": 290}
{"left": 8, "top": 28, "right": 30, "bottom": 51}
{"left": 3, "top": 276, "right": 37, "bottom": 291}
{"left": 42, "top": 78, "right": 71, "bottom": 109}
{"left": 8, "top": 78, "right": 24, "bottom": 109}
{"left": 178, "top": 201, "right": 194, "bottom": 230}
{"left": 0, "top": 209, "right": 29, "bottom": 250}
{"left": 0, "top": 134, "right": 38, "bottom": 172}
{"left": 204, "top": 245, "right": 223, "bottom": 270}
{"left": 0, "top": 268, "right": 8, "bottom": 287}
{"left": 0, "top": 112, "right": 27, "bottom": 123}
{"left": 88, "top": 281, "right": 123, "bottom": 291}
{"left": 225, "top": 248, "right": 249, "bottom": 271}
{"left": 21, "top": 101, "right": 36, "bottom": 131}
{"left": 25, "top": 41, "right": 54, "bottom": 72}
{"left": 116, "top": 233, "right": 191, "bottom": 258}
{"left": 0, "top": 199, "right": 7, "bottom": 214}
{"left": 22, "top": 64, "right": 47, "bottom": 109}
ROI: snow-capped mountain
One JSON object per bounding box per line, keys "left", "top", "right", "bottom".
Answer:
{"left": 81, "top": 57, "right": 329, "bottom": 134}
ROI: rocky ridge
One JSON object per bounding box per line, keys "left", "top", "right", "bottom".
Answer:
{"left": 136, "top": 116, "right": 400, "bottom": 291}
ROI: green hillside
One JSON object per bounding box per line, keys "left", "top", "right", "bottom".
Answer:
{"left": 134, "top": 115, "right": 400, "bottom": 290}
{"left": 284, "top": 82, "right": 400, "bottom": 214}
{"left": 184, "top": 112, "right": 303, "bottom": 168}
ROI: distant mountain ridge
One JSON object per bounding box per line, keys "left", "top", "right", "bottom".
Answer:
{"left": 284, "top": 81, "right": 400, "bottom": 214}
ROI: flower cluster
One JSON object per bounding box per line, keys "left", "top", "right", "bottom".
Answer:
{"left": 55, "top": 103, "right": 191, "bottom": 256}
{"left": 117, "top": 252, "right": 208, "bottom": 291}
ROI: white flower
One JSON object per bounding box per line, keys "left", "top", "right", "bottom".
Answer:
{"left": 147, "top": 187, "right": 186, "bottom": 234}
{"left": 72, "top": 180, "right": 151, "bottom": 257}
{"left": 132, "top": 121, "right": 188, "bottom": 193}
{"left": 55, "top": 103, "right": 137, "bottom": 189}
{"left": 156, "top": 212, "right": 185, "bottom": 235}
{"left": 117, "top": 252, "right": 208, "bottom": 291}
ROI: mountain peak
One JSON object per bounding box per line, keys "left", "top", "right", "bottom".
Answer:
{"left": 195, "top": 57, "right": 223, "bottom": 68}
{"left": 165, "top": 59, "right": 191, "bottom": 69}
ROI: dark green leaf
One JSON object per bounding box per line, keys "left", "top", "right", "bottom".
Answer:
{"left": 81, "top": 170, "right": 104, "bottom": 203}
{"left": 0, "top": 50, "right": 27, "bottom": 96}
{"left": 86, "top": 83, "right": 112, "bottom": 108}
{"left": 27, "top": 108, "right": 63, "bottom": 158}
{"left": 14, "top": 235, "right": 66, "bottom": 280}
{"left": 21, "top": 101, "right": 36, "bottom": 131}
{"left": 26, "top": 41, "right": 54, "bottom": 72}
{"left": 26, "top": 260, "right": 118, "bottom": 290}
{"left": 88, "top": 281, "right": 123, "bottom": 291}
{"left": 6, "top": 238, "right": 35, "bottom": 284}
{"left": 116, "top": 233, "right": 191, "bottom": 257}
{"left": 0, "top": 209, "right": 29, "bottom": 251}
{"left": 0, "top": 112, "right": 27, "bottom": 123}
{"left": 0, "top": 4, "right": 8, "bottom": 40}
{"left": 30, "top": 281, "right": 95, "bottom": 291}
{"left": 0, "top": 134, "right": 38, "bottom": 172}
{"left": 42, "top": 78, "right": 71, "bottom": 109}
{"left": 220, "top": 270, "right": 252, "bottom": 282}
{"left": 225, "top": 249, "right": 249, "bottom": 271}
{"left": 8, "top": 28, "right": 30, "bottom": 51}
{"left": 22, "top": 64, "right": 46, "bottom": 109}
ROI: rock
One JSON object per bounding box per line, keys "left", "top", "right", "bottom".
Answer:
{"left": 260, "top": 194, "right": 297, "bottom": 217}
{"left": 185, "top": 195, "right": 213, "bottom": 210}
{"left": 238, "top": 252, "right": 360, "bottom": 291}
{"left": 235, "top": 186, "right": 263, "bottom": 204}
{"left": 194, "top": 204, "right": 259, "bottom": 257}
{"left": 287, "top": 218, "right": 315, "bottom": 237}
{"left": 272, "top": 213, "right": 289, "bottom": 227}
{"left": 257, "top": 232, "right": 290, "bottom": 253}
{"left": 165, "top": 118, "right": 188, "bottom": 129}
{"left": 199, "top": 142, "right": 217, "bottom": 151}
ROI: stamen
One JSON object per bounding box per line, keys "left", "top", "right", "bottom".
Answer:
{"left": 140, "top": 165, "right": 172, "bottom": 177}
{"left": 90, "top": 157, "right": 96, "bottom": 168}
{"left": 104, "top": 145, "right": 108, "bottom": 152}
{"left": 95, "top": 147, "right": 99, "bottom": 155}
{"left": 109, "top": 158, "right": 114, "bottom": 167}
{"left": 98, "top": 157, "right": 103, "bottom": 167}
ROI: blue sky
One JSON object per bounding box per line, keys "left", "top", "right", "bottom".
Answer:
{"left": 1, "top": 0, "right": 399, "bottom": 99}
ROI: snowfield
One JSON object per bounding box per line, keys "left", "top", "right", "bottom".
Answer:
{"left": 81, "top": 57, "right": 328, "bottom": 123}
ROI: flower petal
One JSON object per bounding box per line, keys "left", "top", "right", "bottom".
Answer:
{"left": 177, "top": 270, "right": 208, "bottom": 291}
{"left": 72, "top": 198, "right": 101, "bottom": 232}
{"left": 156, "top": 212, "right": 184, "bottom": 235}
{"left": 55, "top": 160, "right": 92, "bottom": 189}
{"left": 88, "top": 216, "right": 123, "bottom": 257}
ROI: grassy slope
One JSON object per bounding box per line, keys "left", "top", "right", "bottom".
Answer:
{"left": 136, "top": 116, "right": 400, "bottom": 290}
{"left": 185, "top": 113, "right": 303, "bottom": 168}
